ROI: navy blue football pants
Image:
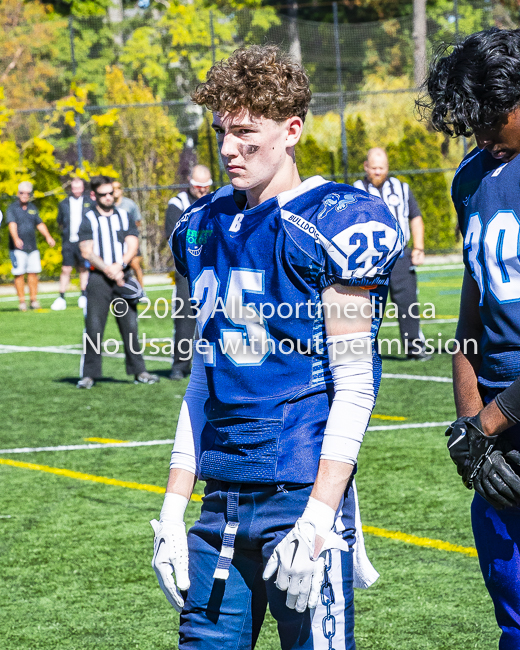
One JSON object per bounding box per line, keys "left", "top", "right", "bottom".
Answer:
{"left": 472, "top": 491, "right": 520, "bottom": 648}
{"left": 471, "top": 397, "right": 520, "bottom": 649}
{"left": 179, "top": 480, "right": 357, "bottom": 650}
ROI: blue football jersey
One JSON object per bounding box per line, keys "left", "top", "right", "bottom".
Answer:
{"left": 171, "top": 176, "right": 403, "bottom": 483}
{"left": 453, "top": 148, "right": 520, "bottom": 388}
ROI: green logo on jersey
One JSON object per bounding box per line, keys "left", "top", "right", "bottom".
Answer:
{"left": 186, "top": 228, "right": 213, "bottom": 245}
{"left": 28, "top": 209, "right": 36, "bottom": 214}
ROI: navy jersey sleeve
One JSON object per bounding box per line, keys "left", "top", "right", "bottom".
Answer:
{"left": 281, "top": 187, "right": 404, "bottom": 289}
{"left": 319, "top": 192, "right": 403, "bottom": 288}
{"left": 78, "top": 214, "right": 93, "bottom": 242}
{"left": 299, "top": 189, "right": 404, "bottom": 289}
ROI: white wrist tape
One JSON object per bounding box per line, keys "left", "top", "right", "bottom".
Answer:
{"left": 160, "top": 492, "right": 189, "bottom": 523}
{"left": 321, "top": 332, "right": 375, "bottom": 466}
{"left": 170, "top": 346, "right": 209, "bottom": 474}
{"left": 301, "top": 496, "right": 337, "bottom": 540}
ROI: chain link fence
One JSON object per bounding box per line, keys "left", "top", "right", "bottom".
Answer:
{"left": 0, "top": 0, "right": 500, "bottom": 273}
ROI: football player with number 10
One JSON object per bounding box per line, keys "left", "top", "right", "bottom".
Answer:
{"left": 422, "top": 28, "right": 520, "bottom": 649}
{"left": 151, "top": 45, "right": 403, "bottom": 649}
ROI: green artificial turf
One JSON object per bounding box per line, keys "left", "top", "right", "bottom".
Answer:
{"left": 0, "top": 266, "right": 501, "bottom": 649}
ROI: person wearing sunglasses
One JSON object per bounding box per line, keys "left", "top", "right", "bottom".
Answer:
{"left": 76, "top": 175, "right": 159, "bottom": 389}
{"left": 165, "top": 165, "right": 212, "bottom": 381}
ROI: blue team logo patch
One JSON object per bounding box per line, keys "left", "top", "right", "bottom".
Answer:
{"left": 317, "top": 193, "right": 357, "bottom": 219}
{"left": 187, "top": 227, "right": 213, "bottom": 256}
{"left": 335, "top": 193, "right": 358, "bottom": 211}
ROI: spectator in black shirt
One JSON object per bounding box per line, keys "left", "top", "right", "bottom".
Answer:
{"left": 7, "top": 181, "right": 55, "bottom": 311}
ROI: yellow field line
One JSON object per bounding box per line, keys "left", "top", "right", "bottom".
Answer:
{"left": 362, "top": 524, "right": 477, "bottom": 557}
{"left": 0, "top": 458, "right": 203, "bottom": 502}
{"left": 371, "top": 414, "right": 407, "bottom": 421}
{"left": 0, "top": 458, "right": 475, "bottom": 554}
{"left": 84, "top": 437, "right": 130, "bottom": 444}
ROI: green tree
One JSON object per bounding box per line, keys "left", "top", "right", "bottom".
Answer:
{"left": 196, "top": 113, "right": 221, "bottom": 186}
{"left": 120, "top": 0, "right": 280, "bottom": 100}
{"left": 387, "top": 121, "right": 456, "bottom": 252}
{"left": 347, "top": 114, "right": 370, "bottom": 177}
{"left": 92, "top": 67, "right": 185, "bottom": 269}
{"left": 0, "top": 83, "right": 118, "bottom": 280}
{"left": 0, "top": 0, "right": 67, "bottom": 110}
{"left": 296, "top": 135, "right": 335, "bottom": 179}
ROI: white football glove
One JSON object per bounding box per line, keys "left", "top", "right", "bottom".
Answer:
{"left": 262, "top": 497, "right": 349, "bottom": 613}
{"left": 151, "top": 493, "right": 190, "bottom": 612}
{"left": 263, "top": 518, "right": 326, "bottom": 612}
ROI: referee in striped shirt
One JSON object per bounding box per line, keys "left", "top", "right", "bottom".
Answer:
{"left": 77, "top": 176, "right": 159, "bottom": 389}
{"left": 354, "top": 148, "right": 430, "bottom": 360}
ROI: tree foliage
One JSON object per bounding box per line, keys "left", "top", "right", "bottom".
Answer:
{"left": 92, "top": 67, "right": 185, "bottom": 270}
{"left": 120, "top": 0, "right": 280, "bottom": 100}
{"left": 196, "top": 113, "right": 221, "bottom": 185}
{"left": 0, "top": 84, "right": 118, "bottom": 279}
{"left": 387, "top": 121, "right": 456, "bottom": 251}
{"left": 0, "top": 0, "right": 67, "bottom": 109}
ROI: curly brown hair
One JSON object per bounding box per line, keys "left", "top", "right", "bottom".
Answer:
{"left": 191, "top": 45, "right": 312, "bottom": 122}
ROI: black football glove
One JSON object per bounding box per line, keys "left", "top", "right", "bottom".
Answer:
{"left": 445, "top": 415, "right": 498, "bottom": 488}
{"left": 472, "top": 448, "right": 520, "bottom": 510}
{"left": 446, "top": 415, "right": 520, "bottom": 509}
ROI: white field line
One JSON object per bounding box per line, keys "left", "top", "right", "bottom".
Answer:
{"left": 416, "top": 264, "right": 464, "bottom": 272}
{"left": 380, "top": 318, "right": 458, "bottom": 327}
{"left": 0, "top": 343, "right": 172, "bottom": 363}
{"left": 0, "top": 422, "right": 453, "bottom": 454}
{"left": 0, "top": 284, "right": 172, "bottom": 303}
{"left": 367, "top": 420, "right": 452, "bottom": 431}
{"left": 0, "top": 439, "right": 176, "bottom": 454}
{"left": 0, "top": 343, "right": 453, "bottom": 380}
{"left": 382, "top": 373, "right": 452, "bottom": 383}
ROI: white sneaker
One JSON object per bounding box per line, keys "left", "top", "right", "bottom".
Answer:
{"left": 51, "top": 296, "right": 66, "bottom": 311}
{"left": 78, "top": 295, "right": 87, "bottom": 309}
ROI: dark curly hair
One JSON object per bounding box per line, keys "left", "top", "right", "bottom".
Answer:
{"left": 417, "top": 28, "right": 520, "bottom": 137}
{"left": 191, "top": 45, "right": 312, "bottom": 122}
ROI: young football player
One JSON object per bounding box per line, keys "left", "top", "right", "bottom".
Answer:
{"left": 421, "top": 28, "right": 520, "bottom": 648}
{"left": 151, "top": 45, "right": 403, "bottom": 649}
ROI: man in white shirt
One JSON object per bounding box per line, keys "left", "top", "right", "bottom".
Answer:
{"left": 51, "top": 178, "right": 94, "bottom": 311}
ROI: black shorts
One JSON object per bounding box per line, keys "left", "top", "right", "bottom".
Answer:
{"left": 62, "top": 241, "right": 87, "bottom": 269}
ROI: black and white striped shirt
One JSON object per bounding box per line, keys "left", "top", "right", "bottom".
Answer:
{"left": 78, "top": 207, "right": 139, "bottom": 265}
{"left": 353, "top": 177, "right": 421, "bottom": 246}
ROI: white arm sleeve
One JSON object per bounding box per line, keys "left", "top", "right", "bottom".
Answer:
{"left": 320, "top": 332, "right": 375, "bottom": 465}
{"left": 169, "top": 346, "right": 209, "bottom": 475}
